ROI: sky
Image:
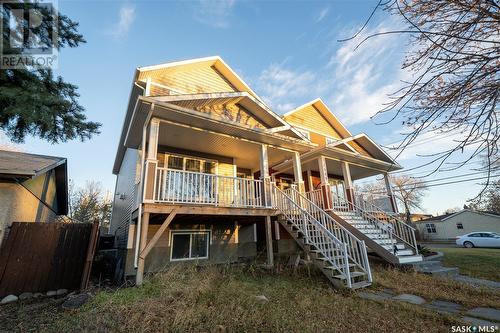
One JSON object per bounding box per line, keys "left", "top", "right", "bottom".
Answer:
{"left": 1, "top": 0, "right": 488, "bottom": 215}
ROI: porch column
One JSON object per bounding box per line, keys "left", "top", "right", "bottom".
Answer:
{"left": 260, "top": 144, "right": 272, "bottom": 207}
{"left": 384, "top": 173, "right": 399, "bottom": 213}
{"left": 292, "top": 151, "right": 305, "bottom": 193}
{"left": 265, "top": 216, "right": 274, "bottom": 267}
{"left": 318, "top": 156, "right": 332, "bottom": 210}
{"left": 136, "top": 212, "right": 150, "bottom": 286}
{"left": 341, "top": 161, "right": 355, "bottom": 205}
{"left": 143, "top": 118, "right": 160, "bottom": 202}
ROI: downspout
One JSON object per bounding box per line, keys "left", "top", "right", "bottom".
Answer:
{"left": 134, "top": 108, "right": 153, "bottom": 268}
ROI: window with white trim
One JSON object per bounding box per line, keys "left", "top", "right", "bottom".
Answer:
{"left": 170, "top": 231, "right": 210, "bottom": 261}
{"left": 326, "top": 137, "right": 338, "bottom": 145}
{"left": 425, "top": 223, "right": 436, "bottom": 233}
{"left": 157, "top": 153, "right": 218, "bottom": 174}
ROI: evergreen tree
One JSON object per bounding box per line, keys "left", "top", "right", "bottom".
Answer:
{"left": 0, "top": 1, "right": 100, "bottom": 143}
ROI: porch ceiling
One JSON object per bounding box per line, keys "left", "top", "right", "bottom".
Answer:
{"left": 157, "top": 121, "right": 294, "bottom": 170}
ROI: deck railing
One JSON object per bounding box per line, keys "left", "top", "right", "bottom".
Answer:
{"left": 154, "top": 168, "right": 265, "bottom": 208}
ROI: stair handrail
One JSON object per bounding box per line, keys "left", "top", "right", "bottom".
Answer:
{"left": 286, "top": 187, "right": 372, "bottom": 281}
{"left": 271, "top": 185, "right": 354, "bottom": 286}
{"left": 332, "top": 193, "right": 418, "bottom": 255}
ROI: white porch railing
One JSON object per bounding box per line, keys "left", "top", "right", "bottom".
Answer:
{"left": 305, "top": 188, "right": 324, "bottom": 209}
{"left": 155, "top": 168, "right": 265, "bottom": 208}
{"left": 355, "top": 194, "right": 394, "bottom": 213}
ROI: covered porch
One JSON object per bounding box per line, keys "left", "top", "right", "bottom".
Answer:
{"left": 271, "top": 142, "right": 402, "bottom": 214}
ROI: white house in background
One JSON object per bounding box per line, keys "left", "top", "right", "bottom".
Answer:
{"left": 416, "top": 209, "right": 500, "bottom": 241}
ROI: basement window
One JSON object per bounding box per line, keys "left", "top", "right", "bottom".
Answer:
{"left": 425, "top": 223, "right": 436, "bottom": 233}
{"left": 170, "top": 231, "right": 210, "bottom": 261}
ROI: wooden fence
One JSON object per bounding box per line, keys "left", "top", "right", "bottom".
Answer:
{"left": 0, "top": 222, "right": 99, "bottom": 298}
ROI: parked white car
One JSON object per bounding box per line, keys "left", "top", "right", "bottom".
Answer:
{"left": 455, "top": 232, "right": 500, "bottom": 248}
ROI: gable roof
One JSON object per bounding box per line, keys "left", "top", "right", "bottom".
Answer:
{"left": 283, "top": 98, "right": 352, "bottom": 139}
{"left": 328, "top": 133, "right": 399, "bottom": 165}
{"left": 417, "top": 209, "right": 500, "bottom": 223}
{"left": 0, "top": 150, "right": 66, "bottom": 178}
{"left": 136, "top": 56, "right": 264, "bottom": 104}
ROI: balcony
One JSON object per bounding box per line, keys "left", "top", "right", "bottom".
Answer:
{"left": 153, "top": 168, "right": 268, "bottom": 208}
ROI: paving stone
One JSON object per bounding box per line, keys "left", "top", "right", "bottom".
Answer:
{"left": 33, "top": 293, "right": 44, "bottom": 298}
{"left": 1, "top": 295, "right": 18, "bottom": 304}
{"left": 423, "top": 300, "right": 463, "bottom": 314}
{"left": 392, "top": 294, "right": 426, "bottom": 305}
{"left": 61, "top": 293, "right": 90, "bottom": 310}
{"left": 18, "top": 292, "right": 33, "bottom": 300}
{"left": 466, "top": 307, "right": 500, "bottom": 322}
{"left": 461, "top": 316, "right": 500, "bottom": 327}
{"left": 453, "top": 275, "right": 500, "bottom": 290}
{"left": 358, "top": 291, "right": 392, "bottom": 302}
{"left": 253, "top": 295, "right": 269, "bottom": 303}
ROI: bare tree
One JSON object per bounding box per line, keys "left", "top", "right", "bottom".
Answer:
{"left": 69, "top": 180, "right": 112, "bottom": 226}
{"left": 359, "top": 175, "right": 429, "bottom": 224}
{"left": 345, "top": 0, "right": 500, "bottom": 186}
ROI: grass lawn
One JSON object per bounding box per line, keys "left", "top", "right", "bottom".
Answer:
{"left": 433, "top": 247, "right": 500, "bottom": 282}
{"left": 2, "top": 263, "right": 500, "bottom": 332}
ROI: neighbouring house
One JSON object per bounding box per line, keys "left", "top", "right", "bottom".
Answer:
{"left": 397, "top": 213, "right": 434, "bottom": 223}
{"left": 110, "top": 56, "right": 421, "bottom": 290}
{"left": 0, "top": 150, "right": 68, "bottom": 246}
{"left": 416, "top": 209, "right": 500, "bottom": 241}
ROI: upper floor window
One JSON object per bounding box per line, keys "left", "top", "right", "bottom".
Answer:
{"left": 296, "top": 129, "right": 310, "bottom": 140}
{"left": 326, "top": 137, "right": 338, "bottom": 146}
{"left": 456, "top": 223, "right": 463, "bottom": 229}
{"left": 158, "top": 153, "right": 217, "bottom": 174}
{"left": 425, "top": 223, "right": 436, "bottom": 233}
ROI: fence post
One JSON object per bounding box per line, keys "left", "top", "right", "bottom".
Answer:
{"left": 80, "top": 220, "right": 99, "bottom": 291}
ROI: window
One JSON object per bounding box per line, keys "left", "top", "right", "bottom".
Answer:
{"left": 170, "top": 231, "right": 210, "bottom": 261}
{"left": 278, "top": 177, "right": 294, "bottom": 190}
{"left": 425, "top": 223, "right": 436, "bottom": 233}
{"left": 456, "top": 223, "right": 463, "bottom": 230}
{"left": 468, "top": 233, "right": 482, "bottom": 237}
{"left": 165, "top": 154, "right": 217, "bottom": 174}
{"left": 326, "top": 137, "right": 338, "bottom": 145}
{"left": 296, "top": 129, "right": 310, "bottom": 140}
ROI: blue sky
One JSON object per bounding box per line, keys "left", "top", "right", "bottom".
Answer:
{"left": 1, "top": 0, "right": 486, "bottom": 215}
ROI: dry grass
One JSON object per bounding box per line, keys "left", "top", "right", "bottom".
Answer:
{"left": 372, "top": 264, "right": 500, "bottom": 309}
{"left": 4, "top": 264, "right": 496, "bottom": 332}
{"left": 35, "top": 264, "right": 457, "bottom": 333}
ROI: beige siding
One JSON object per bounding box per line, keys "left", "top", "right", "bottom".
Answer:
{"left": 140, "top": 63, "right": 237, "bottom": 95}
{"left": 284, "top": 105, "right": 343, "bottom": 139}
{"left": 417, "top": 211, "right": 500, "bottom": 240}
{"left": 0, "top": 182, "right": 56, "bottom": 247}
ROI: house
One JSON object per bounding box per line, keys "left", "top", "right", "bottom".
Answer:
{"left": 0, "top": 150, "right": 68, "bottom": 246}
{"left": 416, "top": 209, "right": 500, "bottom": 241}
{"left": 110, "top": 56, "right": 421, "bottom": 290}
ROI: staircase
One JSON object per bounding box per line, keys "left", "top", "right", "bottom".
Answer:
{"left": 328, "top": 194, "right": 422, "bottom": 264}
{"left": 271, "top": 185, "right": 372, "bottom": 289}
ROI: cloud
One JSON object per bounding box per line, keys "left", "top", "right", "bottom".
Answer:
{"left": 316, "top": 7, "right": 330, "bottom": 22}
{"left": 106, "top": 3, "right": 135, "bottom": 39}
{"left": 193, "top": 0, "right": 235, "bottom": 28}
{"left": 255, "top": 19, "right": 407, "bottom": 124}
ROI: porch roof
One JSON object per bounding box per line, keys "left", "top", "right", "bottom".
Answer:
{"left": 113, "top": 96, "right": 316, "bottom": 174}
{"left": 271, "top": 144, "right": 402, "bottom": 180}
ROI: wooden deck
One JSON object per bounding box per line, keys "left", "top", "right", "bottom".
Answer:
{"left": 142, "top": 203, "right": 278, "bottom": 216}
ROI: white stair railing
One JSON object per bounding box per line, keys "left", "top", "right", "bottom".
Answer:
{"left": 285, "top": 186, "right": 372, "bottom": 281}
{"left": 272, "top": 185, "right": 372, "bottom": 287}
{"left": 332, "top": 195, "right": 418, "bottom": 254}
{"left": 350, "top": 195, "right": 419, "bottom": 255}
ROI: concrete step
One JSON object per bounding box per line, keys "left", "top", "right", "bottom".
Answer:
{"left": 397, "top": 254, "right": 423, "bottom": 264}
{"left": 333, "top": 271, "right": 366, "bottom": 280}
